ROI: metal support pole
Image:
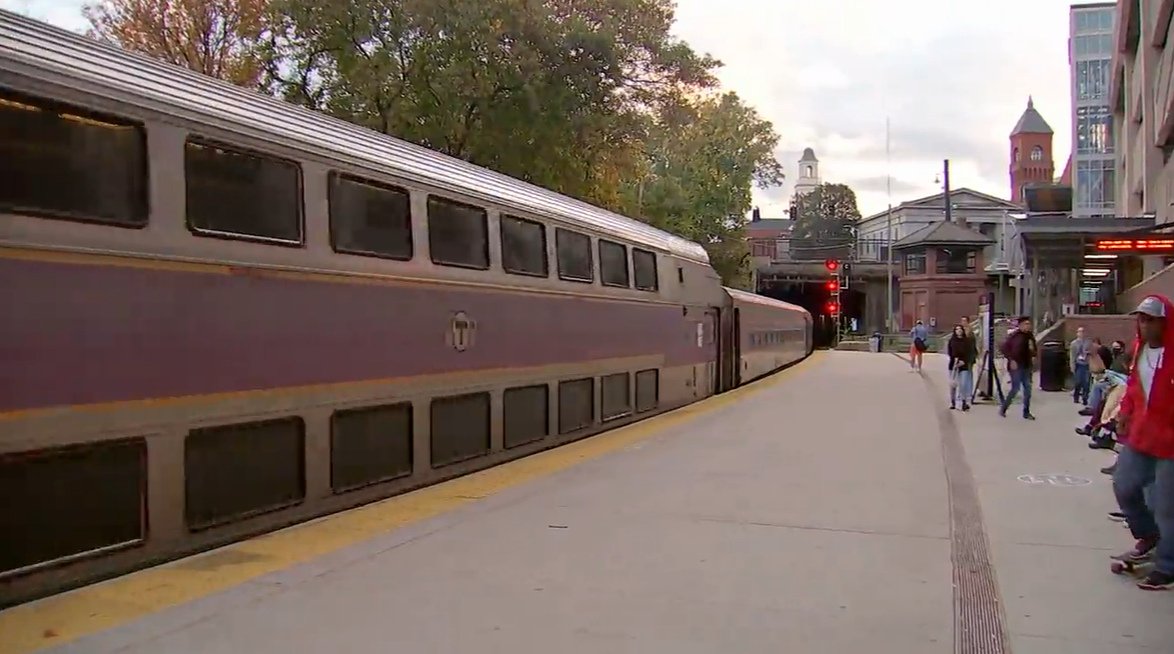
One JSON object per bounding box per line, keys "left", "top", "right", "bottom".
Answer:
{"left": 942, "top": 159, "right": 952, "bottom": 224}
{"left": 885, "top": 118, "right": 893, "bottom": 333}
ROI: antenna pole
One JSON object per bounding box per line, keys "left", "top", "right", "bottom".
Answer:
{"left": 885, "top": 117, "right": 894, "bottom": 333}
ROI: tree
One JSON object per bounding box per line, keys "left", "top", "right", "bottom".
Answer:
{"left": 632, "top": 92, "right": 784, "bottom": 287}
{"left": 83, "top": 0, "right": 270, "bottom": 86}
{"left": 257, "top": 0, "right": 720, "bottom": 210}
{"left": 788, "top": 183, "right": 862, "bottom": 261}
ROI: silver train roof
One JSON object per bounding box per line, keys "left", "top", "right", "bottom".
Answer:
{"left": 0, "top": 11, "right": 711, "bottom": 264}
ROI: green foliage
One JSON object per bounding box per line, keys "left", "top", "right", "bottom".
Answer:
{"left": 85, "top": 0, "right": 785, "bottom": 286}
{"left": 789, "top": 182, "right": 862, "bottom": 243}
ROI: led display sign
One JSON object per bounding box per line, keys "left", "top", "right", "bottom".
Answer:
{"left": 1094, "top": 238, "right": 1174, "bottom": 252}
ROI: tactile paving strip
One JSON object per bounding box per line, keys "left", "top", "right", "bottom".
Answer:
{"left": 923, "top": 370, "right": 1012, "bottom": 654}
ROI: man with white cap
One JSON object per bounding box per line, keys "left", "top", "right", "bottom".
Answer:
{"left": 1112, "top": 294, "right": 1174, "bottom": 590}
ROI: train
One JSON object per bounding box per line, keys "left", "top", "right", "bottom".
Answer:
{"left": 0, "top": 11, "right": 812, "bottom": 606}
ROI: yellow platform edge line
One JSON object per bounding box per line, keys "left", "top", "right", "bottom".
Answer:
{"left": 0, "top": 352, "right": 824, "bottom": 653}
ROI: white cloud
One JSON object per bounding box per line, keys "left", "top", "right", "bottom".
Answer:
{"left": 2, "top": 0, "right": 1081, "bottom": 218}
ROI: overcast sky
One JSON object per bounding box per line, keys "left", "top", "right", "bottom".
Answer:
{"left": 4, "top": 0, "right": 1084, "bottom": 218}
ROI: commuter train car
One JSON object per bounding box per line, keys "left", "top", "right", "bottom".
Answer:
{"left": 724, "top": 288, "right": 813, "bottom": 383}
{"left": 0, "top": 12, "right": 810, "bottom": 606}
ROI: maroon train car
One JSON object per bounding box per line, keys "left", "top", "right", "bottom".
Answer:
{"left": 0, "top": 12, "right": 811, "bottom": 606}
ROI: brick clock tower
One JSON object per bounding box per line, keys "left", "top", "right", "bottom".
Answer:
{"left": 1008, "top": 96, "right": 1055, "bottom": 204}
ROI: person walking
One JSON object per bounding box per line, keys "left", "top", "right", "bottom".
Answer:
{"left": 909, "top": 320, "right": 929, "bottom": 372}
{"left": 1111, "top": 295, "right": 1174, "bottom": 590}
{"left": 998, "top": 316, "right": 1037, "bottom": 420}
{"left": 1070, "top": 326, "right": 1093, "bottom": 406}
{"left": 947, "top": 324, "right": 975, "bottom": 411}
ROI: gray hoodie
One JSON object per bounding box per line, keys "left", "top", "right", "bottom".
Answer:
{"left": 1068, "top": 336, "right": 1092, "bottom": 369}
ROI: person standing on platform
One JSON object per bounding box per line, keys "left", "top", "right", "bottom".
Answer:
{"left": 1070, "top": 326, "right": 1093, "bottom": 406}
{"left": 947, "top": 324, "right": 975, "bottom": 411}
{"left": 998, "top": 316, "right": 1037, "bottom": 420}
{"left": 909, "top": 320, "right": 928, "bottom": 372}
{"left": 1111, "top": 295, "right": 1174, "bottom": 591}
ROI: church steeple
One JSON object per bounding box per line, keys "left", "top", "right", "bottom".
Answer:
{"left": 1010, "top": 96, "right": 1054, "bottom": 137}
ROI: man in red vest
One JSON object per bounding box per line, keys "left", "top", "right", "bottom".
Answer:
{"left": 1112, "top": 295, "right": 1174, "bottom": 590}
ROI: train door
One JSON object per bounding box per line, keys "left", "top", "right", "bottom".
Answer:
{"left": 716, "top": 306, "right": 736, "bottom": 393}
{"left": 733, "top": 308, "right": 742, "bottom": 387}
{"left": 705, "top": 307, "right": 721, "bottom": 396}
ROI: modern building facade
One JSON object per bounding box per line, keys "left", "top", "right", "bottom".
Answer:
{"left": 1111, "top": 0, "right": 1174, "bottom": 226}
{"left": 1070, "top": 2, "right": 1119, "bottom": 217}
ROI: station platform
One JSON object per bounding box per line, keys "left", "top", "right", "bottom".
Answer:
{"left": 2, "top": 351, "right": 1172, "bottom": 654}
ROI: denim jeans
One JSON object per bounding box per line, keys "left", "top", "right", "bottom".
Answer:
{"left": 1088, "top": 379, "right": 1108, "bottom": 409}
{"left": 999, "top": 367, "right": 1033, "bottom": 416}
{"left": 1072, "top": 363, "right": 1090, "bottom": 404}
{"left": 1113, "top": 446, "right": 1174, "bottom": 573}
{"left": 952, "top": 368, "right": 973, "bottom": 405}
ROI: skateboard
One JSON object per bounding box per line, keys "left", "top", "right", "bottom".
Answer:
{"left": 1110, "top": 557, "right": 1153, "bottom": 577}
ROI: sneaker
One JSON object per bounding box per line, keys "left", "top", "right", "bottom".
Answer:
{"left": 1111, "top": 538, "right": 1158, "bottom": 564}
{"left": 962, "top": 403, "right": 970, "bottom": 411}
{"left": 1108, "top": 511, "right": 1127, "bottom": 522}
{"left": 1079, "top": 407, "right": 1094, "bottom": 417}
{"left": 1101, "top": 463, "right": 1117, "bottom": 475}
{"left": 1023, "top": 414, "right": 1036, "bottom": 420}
{"left": 949, "top": 402, "right": 956, "bottom": 410}
{"left": 1137, "top": 570, "right": 1174, "bottom": 591}
{"left": 1076, "top": 426, "right": 1093, "bottom": 436}
{"left": 1089, "top": 437, "right": 1115, "bottom": 450}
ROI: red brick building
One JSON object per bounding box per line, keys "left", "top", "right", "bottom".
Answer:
{"left": 894, "top": 220, "right": 994, "bottom": 332}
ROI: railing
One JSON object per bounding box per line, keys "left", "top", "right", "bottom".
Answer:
{"left": 751, "top": 236, "right": 893, "bottom": 263}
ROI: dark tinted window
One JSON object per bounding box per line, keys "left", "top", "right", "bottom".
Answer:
{"left": 558, "top": 378, "right": 594, "bottom": 434}
{"left": 599, "top": 239, "right": 629, "bottom": 287}
{"left": 601, "top": 372, "right": 631, "bottom": 420}
{"left": 556, "top": 228, "right": 593, "bottom": 282}
{"left": 0, "top": 92, "right": 147, "bottom": 227}
{"left": 503, "top": 385, "right": 549, "bottom": 449}
{"left": 331, "top": 402, "right": 414, "bottom": 493}
{"left": 329, "top": 173, "right": 412, "bottom": 260}
{"left": 427, "top": 196, "right": 488, "bottom": 269}
{"left": 501, "top": 214, "right": 548, "bottom": 277}
{"left": 633, "top": 248, "right": 659, "bottom": 291}
{"left": 185, "top": 139, "right": 302, "bottom": 244}
{"left": 635, "top": 369, "right": 659, "bottom": 413}
{"left": 431, "top": 392, "right": 491, "bottom": 467}
{"left": 0, "top": 438, "right": 146, "bottom": 575}
{"left": 185, "top": 417, "right": 305, "bottom": 530}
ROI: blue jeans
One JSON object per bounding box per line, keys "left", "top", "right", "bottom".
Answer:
{"left": 999, "top": 367, "right": 1033, "bottom": 416}
{"left": 1088, "top": 379, "right": 1108, "bottom": 409}
{"left": 952, "top": 368, "right": 973, "bottom": 405}
{"left": 1113, "top": 446, "right": 1174, "bottom": 573}
{"left": 1072, "top": 363, "right": 1090, "bottom": 404}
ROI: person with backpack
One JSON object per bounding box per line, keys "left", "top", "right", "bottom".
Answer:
{"left": 909, "top": 320, "right": 929, "bottom": 372}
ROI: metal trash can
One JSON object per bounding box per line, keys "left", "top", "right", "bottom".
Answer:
{"left": 1038, "top": 340, "right": 1067, "bottom": 392}
{"left": 870, "top": 332, "right": 883, "bottom": 353}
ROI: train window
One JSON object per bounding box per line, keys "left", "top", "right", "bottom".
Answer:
{"left": 0, "top": 92, "right": 148, "bottom": 227}
{"left": 184, "top": 417, "right": 305, "bottom": 530}
{"left": 501, "top": 214, "right": 549, "bottom": 277}
{"left": 599, "top": 239, "right": 630, "bottom": 287}
{"left": 329, "top": 173, "right": 413, "bottom": 260}
{"left": 0, "top": 438, "right": 146, "bottom": 576}
{"left": 635, "top": 369, "right": 659, "bottom": 413}
{"left": 556, "top": 228, "right": 593, "bottom": 282}
{"left": 430, "top": 392, "right": 491, "bottom": 467}
{"left": 503, "top": 385, "right": 549, "bottom": 449}
{"left": 331, "top": 402, "right": 414, "bottom": 493}
{"left": 558, "top": 378, "right": 595, "bottom": 434}
{"left": 427, "top": 196, "right": 489, "bottom": 269}
{"left": 600, "top": 372, "right": 632, "bottom": 420}
{"left": 185, "top": 138, "right": 302, "bottom": 244}
{"left": 633, "top": 248, "right": 659, "bottom": 291}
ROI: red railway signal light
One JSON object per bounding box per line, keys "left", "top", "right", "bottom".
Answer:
{"left": 826, "top": 301, "right": 839, "bottom": 314}
{"left": 827, "top": 280, "right": 839, "bottom": 291}
{"left": 825, "top": 259, "right": 840, "bottom": 272}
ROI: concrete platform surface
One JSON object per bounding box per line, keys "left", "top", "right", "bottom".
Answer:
{"left": 8, "top": 351, "right": 1172, "bottom": 653}
{"left": 921, "top": 354, "right": 1174, "bottom": 653}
